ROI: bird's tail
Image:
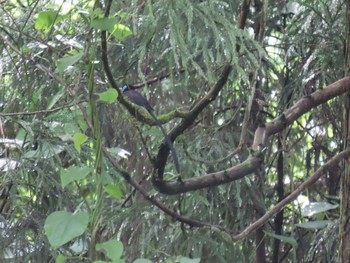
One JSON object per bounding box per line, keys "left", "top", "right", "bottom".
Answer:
{"left": 148, "top": 110, "right": 180, "bottom": 173}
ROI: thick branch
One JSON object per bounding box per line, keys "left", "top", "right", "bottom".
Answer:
{"left": 237, "top": 0, "right": 251, "bottom": 29}
{"left": 158, "top": 76, "right": 350, "bottom": 194}
{"left": 154, "top": 155, "right": 262, "bottom": 195}
{"left": 265, "top": 76, "right": 350, "bottom": 141}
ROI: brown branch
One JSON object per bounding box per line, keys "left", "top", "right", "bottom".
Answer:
{"left": 158, "top": 76, "right": 350, "bottom": 194}
{"left": 100, "top": 0, "right": 119, "bottom": 92}
{"left": 237, "top": 0, "right": 252, "bottom": 29}
{"left": 101, "top": 145, "right": 229, "bottom": 231}
{"left": 256, "top": 76, "right": 350, "bottom": 147}
{"left": 155, "top": 64, "right": 232, "bottom": 179}
{"left": 154, "top": 155, "right": 262, "bottom": 195}
{"left": 232, "top": 148, "right": 350, "bottom": 241}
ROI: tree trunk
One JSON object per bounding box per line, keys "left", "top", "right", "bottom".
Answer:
{"left": 340, "top": 1, "right": 350, "bottom": 262}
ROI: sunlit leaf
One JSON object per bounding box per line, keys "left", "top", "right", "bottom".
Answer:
{"left": 56, "top": 254, "right": 67, "bottom": 263}
{"left": 73, "top": 133, "right": 88, "bottom": 153}
{"left": 35, "top": 11, "right": 64, "bottom": 31}
{"left": 96, "top": 240, "right": 123, "bottom": 261}
{"left": 104, "top": 184, "right": 123, "bottom": 199}
{"left": 97, "top": 88, "right": 118, "bottom": 104}
{"left": 111, "top": 24, "right": 132, "bottom": 40}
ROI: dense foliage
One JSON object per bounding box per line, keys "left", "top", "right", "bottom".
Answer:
{"left": 0, "top": 0, "right": 348, "bottom": 262}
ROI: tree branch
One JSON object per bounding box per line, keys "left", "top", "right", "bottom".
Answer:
{"left": 232, "top": 148, "right": 350, "bottom": 241}
{"left": 101, "top": 145, "right": 229, "bottom": 231}
{"left": 155, "top": 64, "right": 232, "bottom": 179}
{"left": 158, "top": 76, "right": 350, "bottom": 194}
{"left": 154, "top": 155, "right": 263, "bottom": 194}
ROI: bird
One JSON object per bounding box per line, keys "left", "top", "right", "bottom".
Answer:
{"left": 120, "top": 84, "right": 180, "bottom": 173}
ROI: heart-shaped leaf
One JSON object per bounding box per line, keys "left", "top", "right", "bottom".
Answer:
{"left": 45, "top": 211, "right": 89, "bottom": 249}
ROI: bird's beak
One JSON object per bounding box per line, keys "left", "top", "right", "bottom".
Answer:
{"left": 120, "top": 85, "right": 128, "bottom": 92}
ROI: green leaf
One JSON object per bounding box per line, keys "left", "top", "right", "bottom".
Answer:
{"left": 107, "top": 147, "right": 131, "bottom": 159}
{"left": 24, "top": 142, "right": 64, "bottom": 159}
{"left": 296, "top": 220, "right": 332, "bottom": 229}
{"left": 91, "top": 17, "right": 118, "bottom": 31}
{"left": 104, "top": 184, "right": 123, "bottom": 199}
{"left": 60, "top": 165, "right": 92, "bottom": 188}
{"left": 35, "top": 11, "right": 64, "bottom": 31}
{"left": 29, "top": 84, "right": 46, "bottom": 111}
{"left": 47, "top": 86, "right": 65, "bottom": 110}
{"left": 73, "top": 133, "right": 88, "bottom": 153}
{"left": 301, "top": 202, "right": 338, "bottom": 217}
{"left": 133, "top": 259, "right": 153, "bottom": 263}
{"left": 114, "top": 261, "right": 125, "bottom": 263}
{"left": 111, "top": 24, "right": 132, "bottom": 40}
{"left": 264, "top": 231, "right": 298, "bottom": 247}
{"left": 44, "top": 211, "right": 89, "bottom": 248}
{"left": 56, "top": 254, "right": 67, "bottom": 263}
{"left": 97, "top": 88, "right": 118, "bottom": 104}
{"left": 179, "top": 257, "right": 201, "bottom": 263}
{"left": 57, "top": 52, "right": 84, "bottom": 75}
{"left": 91, "top": 17, "right": 132, "bottom": 40}
{"left": 96, "top": 240, "right": 123, "bottom": 261}
{"left": 94, "top": 261, "right": 124, "bottom": 263}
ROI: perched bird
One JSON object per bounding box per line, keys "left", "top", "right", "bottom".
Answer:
{"left": 120, "top": 84, "right": 180, "bottom": 173}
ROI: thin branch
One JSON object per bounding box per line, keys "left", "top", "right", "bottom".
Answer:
{"left": 101, "top": 144, "right": 229, "bottom": 230}
{"left": 130, "top": 68, "right": 186, "bottom": 89}
{"left": 0, "top": 102, "right": 82, "bottom": 117}
{"left": 232, "top": 148, "right": 350, "bottom": 241}
{"left": 183, "top": 145, "right": 241, "bottom": 165}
